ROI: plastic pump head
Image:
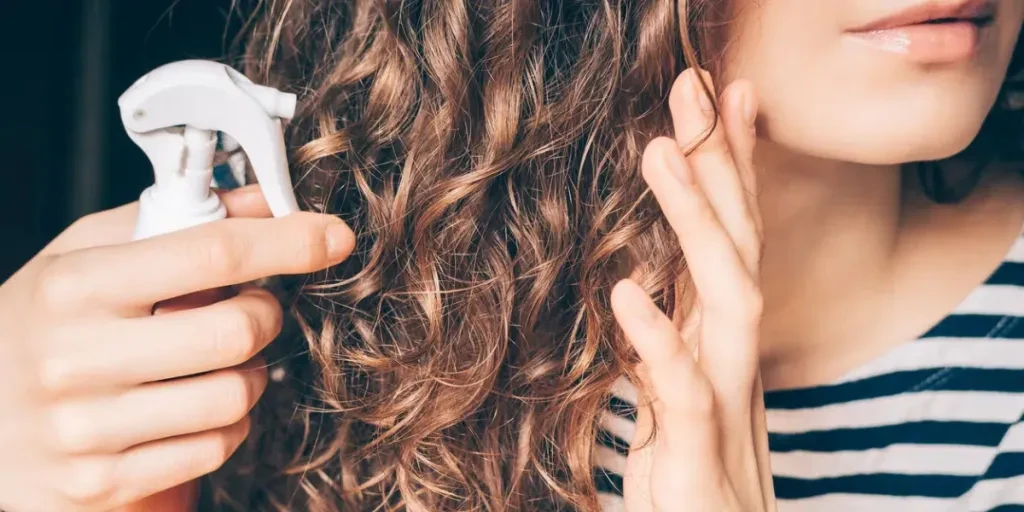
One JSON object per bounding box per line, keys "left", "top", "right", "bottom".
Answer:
{"left": 119, "top": 59, "right": 300, "bottom": 239}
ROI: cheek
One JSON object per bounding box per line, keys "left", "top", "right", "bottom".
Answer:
{"left": 757, "top": 80, "right": 999, "bottom": 165}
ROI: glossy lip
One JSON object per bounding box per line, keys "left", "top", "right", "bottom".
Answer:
{"left": 849, "top": 0, "right": 997, "bottom": 32}
{"left": 843, "top": 0, "right": 997, "bottom": 63}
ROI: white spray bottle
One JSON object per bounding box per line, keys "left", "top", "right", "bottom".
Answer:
{"left": 118, "top": 59, "right": 300, "bottom": 240}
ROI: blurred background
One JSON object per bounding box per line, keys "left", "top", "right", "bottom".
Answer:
{"left": 0, "top": 0, "right": 246, "bottom": 280}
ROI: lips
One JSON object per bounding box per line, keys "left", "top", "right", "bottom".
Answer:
{"left": 845, "top": 0, "right": 997, "bottom": 64}
{"left": 851, "top": 0, "right": 997, "bottom": 32}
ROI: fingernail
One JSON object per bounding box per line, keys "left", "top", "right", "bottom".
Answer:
{"left": 325, "top": 221, "right": 354, "bottom": 261}
{"left": 742, "top": 89, "right": 757, "bottom": 128}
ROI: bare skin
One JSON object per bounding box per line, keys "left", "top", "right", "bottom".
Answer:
{"left": 2, "top": 0, "right": 1022, "bottom": 508}
{"left": 757, "top": 156, "right": 1024, "bottom": 390}
{"left": 617, "top": 68, "right": 775, "bottom": 511}
{"left": 0, "top": 185, "right": 355, "bottom": 512}
{"left": 713, "top": 0, "right": 1024, "bottom": 391}
{"left": 617, "top": 60, "right": 1024, "bottom": 510}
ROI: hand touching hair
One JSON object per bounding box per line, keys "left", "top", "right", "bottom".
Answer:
{"left": 221, "top": 1, "right": 700, "bottom": 509}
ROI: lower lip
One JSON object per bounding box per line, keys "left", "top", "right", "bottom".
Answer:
{"left": 847, "top": 21, "right": 983, "bottom": 64}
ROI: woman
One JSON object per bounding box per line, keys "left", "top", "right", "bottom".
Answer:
{"left": 0, "top": 0, "right": 1021, "bottom": 510}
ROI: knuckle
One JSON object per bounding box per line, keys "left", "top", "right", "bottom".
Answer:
{"left": 36, "top": 258, "right": 86, "bottom": 310}
{"left": 37, "top": 355, "right": 81, "bottom": 396}
{"left": 212, "top": 308, "right": 260, "bottom": 365}
{"left": 50, "top": 406, "right": 102, "bottom": 455}
{"left": 192, "top": 229, "right": 247, "bottom": 276}
{"left": 60, "top": 458, "right": 117, "bottom": 506}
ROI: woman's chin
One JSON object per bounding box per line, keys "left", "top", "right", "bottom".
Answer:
{"left": 768, "top": 124, "right": 984, "bottom": 166}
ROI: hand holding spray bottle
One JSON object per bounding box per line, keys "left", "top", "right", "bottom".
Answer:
{"left": 0, "top": 61, "right": 355, "bottom": 512}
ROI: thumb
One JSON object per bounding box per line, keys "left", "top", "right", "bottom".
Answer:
{"left": 219, "top": 184, "right": 274, "bottom": 218}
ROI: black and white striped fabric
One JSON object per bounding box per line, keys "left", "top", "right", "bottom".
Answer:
{"left": 596, "top": 228, "right": 1024, "bottom": 511}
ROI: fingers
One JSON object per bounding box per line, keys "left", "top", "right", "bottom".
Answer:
{"left": 55, "top": 416, "right": 250, "bottom": 509}
{"left": 116, "top": 416, "right": 250, "bottom": 505}
{"left": 47, "top": 359, "right": 267, "bottom": 455}
{"left": 610, "top": 279, "right": 711, "bottom": 417}
{"left": 669, "top": 68, "right": 762, "bottom": 276}
{"left": 651, "top": 69, "right": 764, "bottom": 380}
{"left": 40, "top": 287, "right": 283, "bottom": 392}
{"left": 641, "top": 137, "right": 753, "bottom": 312}
{"left": 42, "top": 210, "right": 354, "bottom": 314}
{"left": 218, "top": 184, "right": 273, "bottom": 218}
{"left": 39, "top": 202, "right": 140, "bottom": 258}
{"left": 641, "top": 126, "right": 761, "bottom": 413}
{"left": 751, "top": 375, "right": 778, "bottom": 511}
{"left": 40, "top": 185, "right": 272, "bottom": 258}
{"left": 652, "top": 70, "right": 769, "bottom": 509}
{"left": 624, "top": 69, "right": 772, "bottom": 510}
{"left": 623, "top": 385, "right": 726, "bottom": 510}
{"left": 670, "top": 67, "right": 721, "bottom": 156}
{"left": 613, "top": 279, "right": 726, "bottom": 497}
{"left": 720, "top": 81, "right": 764, "bottom": 241}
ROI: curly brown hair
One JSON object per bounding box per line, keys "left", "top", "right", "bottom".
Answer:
{"left": 207, "top": 1, "right": 1024, "bottom": 510}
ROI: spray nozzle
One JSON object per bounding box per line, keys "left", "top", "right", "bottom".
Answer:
{"left": 119, "top": 60, "right": 301, "bottom": 240}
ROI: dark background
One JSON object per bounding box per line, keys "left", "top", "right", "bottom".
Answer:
{"left": 1, "top": 0, "right": 245, "bottom": 280}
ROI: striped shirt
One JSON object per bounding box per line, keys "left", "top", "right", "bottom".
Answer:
{"left": 596, "top": 228, "right": 1024, "bottom": 511}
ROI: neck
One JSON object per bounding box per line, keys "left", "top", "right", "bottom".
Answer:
{"left": 755, "top": 141, "right": 905, "bottom": 361}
